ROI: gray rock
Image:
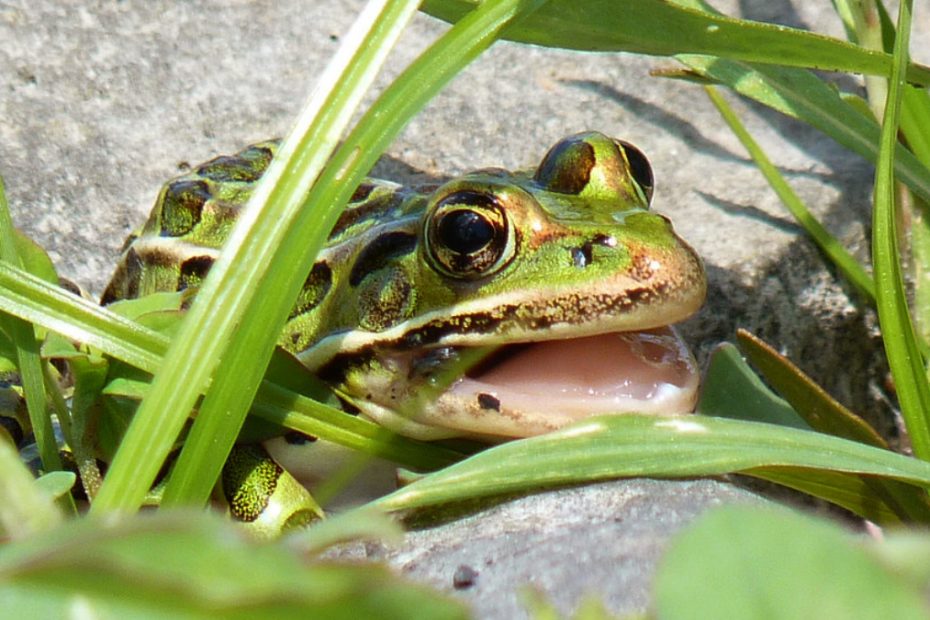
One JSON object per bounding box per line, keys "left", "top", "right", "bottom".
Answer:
{"left": 331, "top": 479, "right": 769, "bottom": 618}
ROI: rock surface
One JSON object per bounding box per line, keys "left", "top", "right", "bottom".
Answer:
{"left": 331, "top": 479, "right": 769, "bottom": 619}
{"left": 0, "top": 1, "right": 918, "bottom": 617}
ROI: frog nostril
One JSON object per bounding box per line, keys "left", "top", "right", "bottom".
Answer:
{"left": 592, "top": 233, "right": 617, "bottom": 247}
{"left": 570, "top": 243, "right": 594, "bottom": 268}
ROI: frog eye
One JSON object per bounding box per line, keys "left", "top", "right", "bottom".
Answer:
{"left": 615, "top": 140, "right": 654, "bottom": 204}
{"left": 534, "top": 135, "right": 596, "bottom": 195}
{"left": 424, "top": 190, "right": 515, "bottom": 280}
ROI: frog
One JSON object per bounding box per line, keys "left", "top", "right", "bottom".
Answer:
{"left": 99, "top": 131, "right": 706, "bottom": 530}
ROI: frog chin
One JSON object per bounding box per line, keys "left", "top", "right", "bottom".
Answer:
{"left": 355, "top": 325, "right": 700, "bottom": 441}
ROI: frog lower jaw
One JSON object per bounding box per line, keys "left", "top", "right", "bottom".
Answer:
{"left": 360, "top": 326, "right": 700, "bottom": 441}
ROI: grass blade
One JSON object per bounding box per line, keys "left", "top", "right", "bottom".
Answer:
{"left": 735, "top": 330, "right": 885, "bottom": 448}
{"left": 703, "top": 84, "right": 875, "bottom": 300}
{"left": 421, "top": 0, "right": 930, "bottom": 84}
{"left": 871, "top": 1, "right": 930, "bottom": 461}
{"left": 0, "top": 178, "right": 60, "bottom": 473}
{"left": 674, "top": 56, "right": 930, "bottom": 204}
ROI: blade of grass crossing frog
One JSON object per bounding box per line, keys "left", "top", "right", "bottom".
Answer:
{"left": 96, "top": 0, "right": 424, "bottom": 513}
{"left": 872, "top": 1, "right": 930, "bottom": 462}
{"left": 703, "top": 85, "right": 875, "bottom": 300}
{"left": 159, "top": 0, "right": 549, "bottom": 510}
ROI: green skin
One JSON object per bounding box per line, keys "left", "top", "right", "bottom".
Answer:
{"left": 101, "top": 132, "right": 707, "bottom": 530}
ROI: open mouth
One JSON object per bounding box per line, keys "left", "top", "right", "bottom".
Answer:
{"left": 449, "top": 325, "right": 700, "bottom": 436}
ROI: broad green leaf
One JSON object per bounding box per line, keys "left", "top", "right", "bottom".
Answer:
{"left": 735, "top": 330, "right": 885, "bottom": 447}
{"left": 34, "top": 471, "right": 77, "bottom": 500}
{"left": 0, "top": 512, "right": 468, "bottom": 620}
{"left": 654, "top": 505, "right": 930, "bottom": 620}
{"left": 371, "top": 414, "right": 930, "bottom": 514}
{"left": 697, "top": 342, "right": 807, "bottom": 429}
{"left": 0, "top": 437, "right": 61, "bottom": 539}
{"left": 13, "top": 229, "right": 59, "bottom": 286}
{"left": 421, "top": 0, "right": 930, "bottom": 84}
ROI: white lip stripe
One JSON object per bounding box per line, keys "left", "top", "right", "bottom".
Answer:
{"left": 129, "top": 237, "right": 222, "bottom": 262}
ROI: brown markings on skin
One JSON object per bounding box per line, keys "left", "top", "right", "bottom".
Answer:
{"left": 331, "top": 189, "right": 407, "bottom": 241}
{"left": 477, "top": 393, "right": 501, "bottom": 412}
{"left": 628, "top": 250, "right": 659, "bottom": 282}
{"left": 178, "top": 255, "right": 215, "bottom": 291}
{"left": 349, "top": 182, "right": 376, "bottom": 203}
{"left": 316, "top": 284, "right": 679, "bottom": 386}
{"left": 196, "top": 155, "right": 263, "bottom": 183}
{"left": 100, "top": 248, "right": 144, "bottom": 304}
{"left": 287, "top": 261, "right": 333, "bottom": 321}
{"left": 348, "top": 232, "right": 417, "bottom": 286}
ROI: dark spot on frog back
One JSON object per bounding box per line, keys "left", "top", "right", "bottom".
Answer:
{"left": 159, "top": 179, "right": 211, "bottom": 237}
{"left": 196, "top": 147, "right": 271, "bottom": 183}
{"left": 287, "top": 261, "right": 333, "bottom": 321}
{"left": 349, "top": 232, "right": 417, "bottom": 286}
{"left": 178, "top": 255, "right": 215, "bottom": 292}
{"left": 332, "top": 186, "right": 407, "bottom": 241}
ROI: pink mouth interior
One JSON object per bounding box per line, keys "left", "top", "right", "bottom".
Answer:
{"left": 456, "top": 326, "right": 700, "bottom": 422}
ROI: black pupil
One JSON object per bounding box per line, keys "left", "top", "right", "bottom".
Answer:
{"left": 438, "top": 209, "right": 494, "bottom": 254}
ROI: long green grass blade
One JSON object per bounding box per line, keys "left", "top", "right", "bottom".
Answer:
{"left": 371, "top": 414, "right": 930, "bottom": 514}
{"left": 703, "top": 84, "right": 875, "bottom": 300}
{"left": 674, "top": 56, "right": 930, "bottom": 204}
{"left": 871, "top": 0, "right": 930, "bottom": 460}
{"left": 700, "top": 337, "right": 930, "bottom": 523}
{"left": 421, "top": 0, "right": 930, "bottom": 84}
{"left": 0, "top": 263, "right": 164, "bottom": 371}
{"left": 0, "top": 178, "right": 60, "bottom": 473}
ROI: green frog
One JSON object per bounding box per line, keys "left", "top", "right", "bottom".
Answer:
{"left": 101, "top": 131, "right": 706, "bottom": 531}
